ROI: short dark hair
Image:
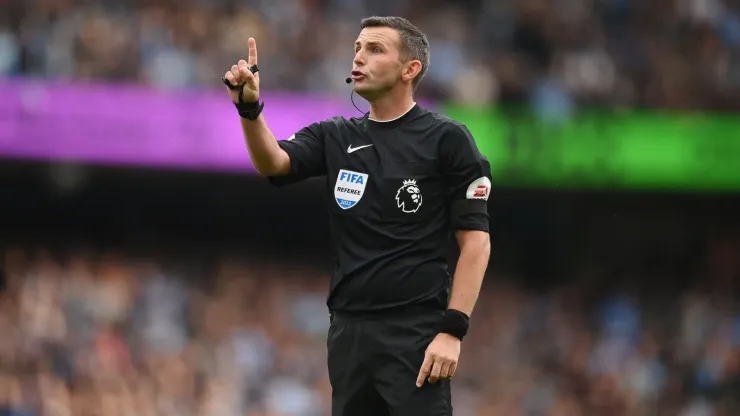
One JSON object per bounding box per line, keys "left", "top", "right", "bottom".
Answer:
{"left": 361, "top": 16, "right": 430, "bottom": 90}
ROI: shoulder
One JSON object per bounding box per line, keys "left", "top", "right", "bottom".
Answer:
{"left": 416, "top": 107, "right": 469, "bottom": 136}
{"left": 415, "top": 108, "right": 472, "bottom": 148}
{"left": 296, "top": 115, "right": 365, "bottom": 140}
{"left": 309, "top": 114, "right": 368, "bottom": 133}
{"left": 323, "top": 114, "right": 367, "bottom": 127}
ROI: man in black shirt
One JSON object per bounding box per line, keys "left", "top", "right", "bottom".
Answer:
{"left": 223, "top": 16, "right": 491, "bottom": 416}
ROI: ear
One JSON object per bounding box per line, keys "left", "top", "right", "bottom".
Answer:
{"left": 402, "top": 60, "right": 423, "bottom": 84}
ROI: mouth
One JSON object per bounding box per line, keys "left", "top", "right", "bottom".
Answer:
{"left": 351, "top": 70, "right": 366, "bottom": 80}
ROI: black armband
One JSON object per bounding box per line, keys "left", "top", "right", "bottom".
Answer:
{"left": 451, "top": 199, "right": 487, "bottom": 217}
{"left": 437, "top": 309, "right": 470, "bottom": 341}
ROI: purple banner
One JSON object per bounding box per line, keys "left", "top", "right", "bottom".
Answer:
{"left": 0, "top": 79, "right": 367, "bottom": 172}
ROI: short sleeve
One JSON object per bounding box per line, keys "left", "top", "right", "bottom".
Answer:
{"left": 267, "top": 122, "right": 326, "bottom": 187}
{"left": 440, "top": 123, "right": 492, "bottom": 232}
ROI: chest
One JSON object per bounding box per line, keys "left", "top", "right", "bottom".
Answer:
{"left": 325, "top": 130, "right": 446, "bottom": 220}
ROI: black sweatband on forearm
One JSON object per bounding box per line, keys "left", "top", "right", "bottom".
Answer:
{"left": 234, "top": 100, "right": 265, "bottom": 120}
{"left": 436, "top": 309, "right": 470, "bottom": 341}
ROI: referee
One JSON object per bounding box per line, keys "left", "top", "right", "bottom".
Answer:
{"left": 224, "top": 16, "right": 491, "bottom": 416}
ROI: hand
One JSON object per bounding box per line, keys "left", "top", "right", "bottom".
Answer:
{"left": 224, "top": 37, "right": 260, "bottom": 104}
{"left": 416, "top": 333, "right": 460, "bottom": 387}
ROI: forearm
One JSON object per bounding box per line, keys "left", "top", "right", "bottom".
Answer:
{"left": 448, "top": 235, "right": 490, "bottom": 317}
{"left": 241, "top": 115, "right": 290, "bottom": 176}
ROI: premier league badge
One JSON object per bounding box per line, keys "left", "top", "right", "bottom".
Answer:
{"left": 396, "top": 179, "right": 422, "bottom": 213}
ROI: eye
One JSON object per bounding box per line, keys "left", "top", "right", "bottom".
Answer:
{"left": 372, "top": 47, "right": 382, "bottom": 54}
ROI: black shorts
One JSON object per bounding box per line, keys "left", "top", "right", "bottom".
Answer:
{"left": 327, "top": 307, "right": 452, "bottom": 416}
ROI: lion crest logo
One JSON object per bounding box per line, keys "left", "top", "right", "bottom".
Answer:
{"left": 395, "top": 179, "right": 423, "bottom": 213}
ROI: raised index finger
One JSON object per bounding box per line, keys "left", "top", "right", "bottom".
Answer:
{"left": 248, "top": 37, "right": 258, "bottom": 67}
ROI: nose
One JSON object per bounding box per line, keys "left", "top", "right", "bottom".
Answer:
{"left": 353, "top": 51, "right": 365, "bottom": 67}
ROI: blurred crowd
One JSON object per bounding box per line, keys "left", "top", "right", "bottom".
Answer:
{"left": 0, "top": 234, "right": 737, "bottom": 416}
{"left": 2, "top": 0, "right": 740, "bottom": 113}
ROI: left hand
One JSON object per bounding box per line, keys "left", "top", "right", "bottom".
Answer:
{"left": 416, "top": 333, "right": 461, "bottom": 387}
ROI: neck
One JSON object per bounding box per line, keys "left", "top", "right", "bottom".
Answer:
{"left": 368, "top": 86, "right": 415, "bottom": 121}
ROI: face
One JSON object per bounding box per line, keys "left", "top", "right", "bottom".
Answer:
{"left": 351, "top": 27, "right": 418, "bottom": 100}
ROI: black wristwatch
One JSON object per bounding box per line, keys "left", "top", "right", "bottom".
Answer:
{"left": 221, "top": 64, "right": 264, "bottom": 120}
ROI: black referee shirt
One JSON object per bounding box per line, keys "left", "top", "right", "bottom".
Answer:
{"left": 268, "top": 104, "right": 491, "bottom": 313}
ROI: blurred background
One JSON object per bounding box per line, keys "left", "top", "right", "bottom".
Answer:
{"left": 1, "top": 0, "right": 740, "bottom": 415}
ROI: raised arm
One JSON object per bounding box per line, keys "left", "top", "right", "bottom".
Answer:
{"left": 223, "top": 37, "right": 290, "bottom": 176}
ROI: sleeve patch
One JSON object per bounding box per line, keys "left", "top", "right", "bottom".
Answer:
{"left": 465, "top": 177, "right": 491, "bottom": 201}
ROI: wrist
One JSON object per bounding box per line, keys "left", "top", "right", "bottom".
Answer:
{"left": 235, "top": 100, "right": 264, "bottom": 120}
{"left": 436, "top": 309, "right": 470, "bottom": 341}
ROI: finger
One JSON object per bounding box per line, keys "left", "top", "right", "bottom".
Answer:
{"left": 416, "top": 355, "right": 432, "bottom": 388}
{"left": 230, "top": 65, "right": 242, "bottom": 84}
{"left": 238, "top": 60, "right": 255, "bottom": 84}
{"left": 448, "top": 362, "right": 458, "bottom": 378}
{"left": 224, "top": 71, "right": 238, "bottom": 87}
{"left": 248, "top": 37, "right": 258, "bottom": 66}
{"left": 439, "top": 361, "right": 451, "bottom": 380}
{"left": 428, "top": 359, "right": 443, "bottom": 385}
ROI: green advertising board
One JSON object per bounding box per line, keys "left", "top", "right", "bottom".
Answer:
{"left": 442, "top": 105, "right": 740, "bottom": 191}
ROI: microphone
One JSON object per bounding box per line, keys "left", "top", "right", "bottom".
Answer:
{"left": 344, "top": 75, "right": 365, "bottom": 115}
